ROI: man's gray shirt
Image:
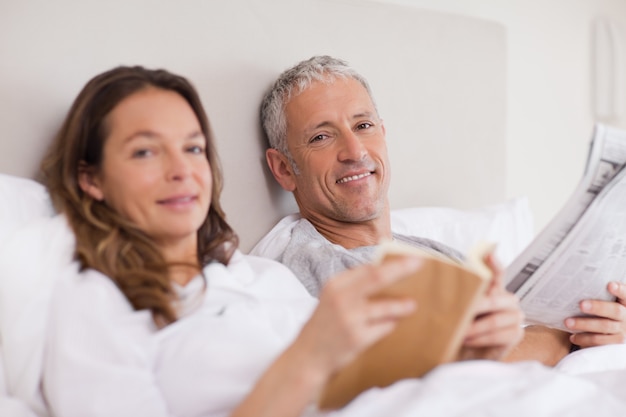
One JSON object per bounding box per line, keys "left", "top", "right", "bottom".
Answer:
{"left": 277, "top": 219, "right": 463, "bottom": 297}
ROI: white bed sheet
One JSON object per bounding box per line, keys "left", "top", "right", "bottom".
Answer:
{"left": 333, "top": 360, "right": 626, "bottom": 417}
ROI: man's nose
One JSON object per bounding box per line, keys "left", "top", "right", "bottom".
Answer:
{"left": 337, "top": 130, "right": 366, "bottom": 162}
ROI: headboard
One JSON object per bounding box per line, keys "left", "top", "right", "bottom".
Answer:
{"left": 0, "top": 0, "right": 506, "bottom": 251}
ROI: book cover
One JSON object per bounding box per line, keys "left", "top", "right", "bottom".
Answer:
{"left": 318, "top": 241, "right": 492, "bottom": 410}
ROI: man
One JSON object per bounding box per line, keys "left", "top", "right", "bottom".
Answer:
{"left": 259, "top": 55, "right": 626, "bottom": 362}
{"left": 260, "top": 55, "right": 459, "bottom": 297}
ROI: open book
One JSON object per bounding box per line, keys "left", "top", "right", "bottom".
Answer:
{"left": 505, "top": 123, "right": 626, "bottom": 331}
{"left": 317, "top": 240, "right": 494, "bottom": 410}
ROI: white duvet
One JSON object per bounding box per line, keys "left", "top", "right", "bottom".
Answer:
{"left": 334, "top": 359, "right": 626, "bottom": 417}
{"left": 2, "top": 215, "right": 626, "bottom": 417}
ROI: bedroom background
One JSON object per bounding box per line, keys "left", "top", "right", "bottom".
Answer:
{"left": 386, "top": 0, "right": 626, "bottom": 241}
{"left": 1, "top": 0, "right": 625, "bottom": 250}
{"left": 2, "top": 2, "right": 626, "bottom": 414}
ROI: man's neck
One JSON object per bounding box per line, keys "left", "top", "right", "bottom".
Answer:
{"left": 303, "top": 209, "right": 392, "bottom": 250}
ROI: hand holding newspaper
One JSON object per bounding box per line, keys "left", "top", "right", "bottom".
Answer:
{"left": 505, "top": 123, "right": 626, "bottom": 331}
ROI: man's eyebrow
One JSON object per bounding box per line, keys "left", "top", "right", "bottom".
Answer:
{"left": 305, "top": 112, "right": 378, "bottom": 133}
{"left": 307, "top": 120, "right": 333, "bottom": 132}
{"left": 351, "top": 111, "right": 377, "bottom": 119}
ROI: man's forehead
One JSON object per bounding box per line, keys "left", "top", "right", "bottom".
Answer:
{"left": 288, "top": 78, "right": 373, "bottom": 111}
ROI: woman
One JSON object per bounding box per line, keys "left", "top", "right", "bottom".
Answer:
{"left": 39, "top": 66, "right": 525, "bottom": 417}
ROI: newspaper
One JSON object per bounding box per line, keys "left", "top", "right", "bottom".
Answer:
{"left": 505, "top": 123, "right": 626, "bottom": 331}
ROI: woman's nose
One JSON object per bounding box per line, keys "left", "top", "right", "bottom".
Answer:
{"left": 165, "top": 151, "right": 192, "bottom": 180}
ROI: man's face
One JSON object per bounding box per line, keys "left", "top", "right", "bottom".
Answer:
{"left": 283, "top": 77, "right": 390, "bottom": 224}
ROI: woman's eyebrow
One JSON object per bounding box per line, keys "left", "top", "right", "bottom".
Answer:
{"left": 122, "top": 129, "right": 204, "bottom": 144}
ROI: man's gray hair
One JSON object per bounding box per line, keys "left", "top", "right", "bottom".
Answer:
{"left": 260, "top": 55, "right": 377, "bottom": 160}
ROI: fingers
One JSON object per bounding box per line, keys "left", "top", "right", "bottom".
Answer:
{"left": 364, "top": 297, "right": 417, "bottom": 324}
{"left": 464, "top": 322, "right": 523, "bottom": 348}
{"left": 564, "top": 282, "right": 626, "bottom": 348}
{"left": 460, "top": 307, "right": 524, "bottom": 361}
{"left": 587, "top": 282, "right": 626, "bottom": 321}
{"left": 319, "top": 256, "right": 421, "bottom": 325}
{"left": 346, "top": 255, "right": 423, "bottom": 296}
{"left": 566, "top": 299, "right": 626, "bottom": 325}
{"left": 303, "top": 257, "right": 422, "bottom": 374}
{"left": 464, "top": 305, "right": 524, "bottom": 346}
{"left": 483, "top": 252, "right": 503, "bottom": 289}
{"left": 463, "top": 289, "right": 524, "bottom": 355}
{"left": 565, "top": 313, "right": 626, "bottom": 346}
{"left": 566, "top": 313, "right": 624, "bottom": 333}
{"left": 321, "top": 257, "right": 420, "bottom": 333}
{"left": 472, "top": 287, "right": 519, "bottom": 317}
{"left": 608, "top": 281, "right": 626, "bottom": 304}
{"left": 353, "top": 299, "right": 417, "bottom": 349}
{"left": 570, "top": 331, "right": 626, "bottom": 348}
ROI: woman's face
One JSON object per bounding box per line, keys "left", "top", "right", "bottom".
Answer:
{"left": 80, "top": 87, "right": 212, "bottom": 253}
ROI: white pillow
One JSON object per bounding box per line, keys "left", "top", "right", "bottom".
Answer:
{"left": 0, "top": 173, "right": 55, "bottom": 242}
{"left": 0, "top": 174, "right": 55, "bottom": 413}
{"left": 389, "top": 197, "right": 534, "bottom": 266}
{"left": 249, "top": 197, "right": 534, "bottom": 267}
{"left": 0, "top": 215, "right": 74, "bottom": 417}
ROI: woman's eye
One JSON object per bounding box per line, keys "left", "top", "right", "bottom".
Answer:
{"left": 187, "top": 145, "right": 205, "bottom": 154}
{"left": 132, "top": 149, "right": 153, "bottom": 158}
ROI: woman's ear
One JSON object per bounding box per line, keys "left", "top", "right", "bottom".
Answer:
{"left": 266, "top": 148, "right": 297, "bottom": 192}
{"left": 78, "top": 162, "right": 105, "bottom": 201}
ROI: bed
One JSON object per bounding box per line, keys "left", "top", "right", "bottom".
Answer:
{"left": 1, "top": 0, "right": 626, "bottom": 416}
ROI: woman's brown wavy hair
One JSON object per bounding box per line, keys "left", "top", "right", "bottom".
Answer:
{"left": 41, "top": 66, "right": 238, "bottom": 327}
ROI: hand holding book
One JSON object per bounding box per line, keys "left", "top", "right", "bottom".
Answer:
{"left": 460, "top": 252, "right": 524, "bottom": 361}
{"left": 318, "top": 241, "right": 524, "bottom": 410}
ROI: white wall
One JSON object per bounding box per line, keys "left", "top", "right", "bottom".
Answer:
{"left": 2, "top": 0, "right": 624, "bottom": 241}
{"left": 0, "top": 0, "right": 507, "bottom": 251}
{"left": 373, "top": 0, "right": 626, "bottom": 234}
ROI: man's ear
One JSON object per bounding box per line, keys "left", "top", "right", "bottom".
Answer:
{"left": 77, "top": 162, "right": 105, "bottom": 201}
{"left": 266, "top": 148, "right": 297, "bottom": 192}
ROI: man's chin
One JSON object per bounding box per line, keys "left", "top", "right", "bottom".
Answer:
{"left": 334, "top": 208, "right": 383, "bottom": 224}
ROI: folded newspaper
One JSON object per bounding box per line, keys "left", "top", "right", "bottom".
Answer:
{"left": 505, "top": 123, "right": 626, "bottom": 331}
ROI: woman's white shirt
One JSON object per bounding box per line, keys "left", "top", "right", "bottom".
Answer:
{"left": 43, "top": 251, "right": 317, "bottom": 417}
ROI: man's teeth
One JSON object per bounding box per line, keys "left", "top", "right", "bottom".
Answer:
{"left": 336, "top": 172, "right": 372, "bottom": 184}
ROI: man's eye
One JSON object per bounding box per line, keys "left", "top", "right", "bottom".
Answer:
{"left": 357, "top": 122, "right": 373, "bottom": 130}
{"left": 309, "top": 134, "right": 326, "bottom": 143}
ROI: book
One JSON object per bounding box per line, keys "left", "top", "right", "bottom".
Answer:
{"left": 505, "top": 123, "right": 626, "bottom": 330}
{"left": 317, "top": 240, "right": 494, "bottom": 410}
